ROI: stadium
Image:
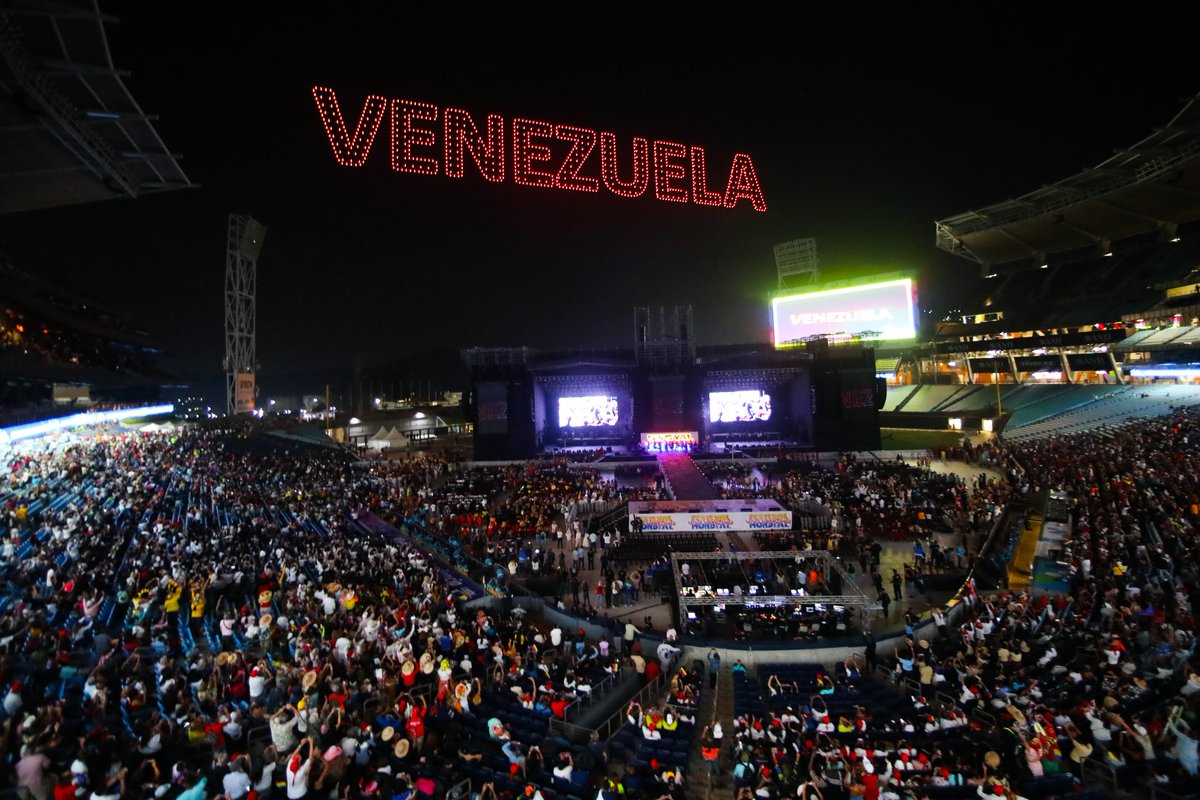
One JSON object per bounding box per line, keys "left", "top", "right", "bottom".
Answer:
{"left": 2, "top": 6, "right": 1200, "bottom": 800}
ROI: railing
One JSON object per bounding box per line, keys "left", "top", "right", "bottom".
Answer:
{"left": 1080, "top": 758, "right": 1117, "bottom": 793}
{"left": 548, "top": 667, "right": 619, "bottom": 723}
{"left": 1150, "top": 786, "right": 1190, "bottom": 800}
{"left": 446, "top": 778, "right": 471, "bottom": 800}
{"left": 549, "top": 665, "right": 672, "bottom": 743}
{"left": 872, "top": 663, "right": 995, "bottom": 728}
{"left": 587, "top": 500, "right": 629, "bottom": 534}
{"left": 1076, "top": 755, "right": 1189, "bottom": 800}
{"left": 386, "top": 516, "right": 505, "bottom": 598}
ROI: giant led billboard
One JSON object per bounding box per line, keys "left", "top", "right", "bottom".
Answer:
{"left": 772, "top": 277, "right": 916, "bottom": 346}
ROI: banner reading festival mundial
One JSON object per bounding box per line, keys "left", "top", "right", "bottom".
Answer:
{"left": 630, "top": 508, "right": 792, "bottom": 532}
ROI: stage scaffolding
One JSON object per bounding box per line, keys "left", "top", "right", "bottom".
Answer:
{"left": 670, "top": 549, "right": 877, "bottom": 631}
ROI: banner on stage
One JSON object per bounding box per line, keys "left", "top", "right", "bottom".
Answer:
{"left": 631, "top": 509, "right": 792, "bottom": 532}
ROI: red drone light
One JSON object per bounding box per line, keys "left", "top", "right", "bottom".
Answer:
{"left": 312, "top": 86, "right": 767, "bottom": 212}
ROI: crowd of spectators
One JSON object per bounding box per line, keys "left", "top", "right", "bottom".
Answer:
{"left": 699, "top": 407, "right": 1200, "bottom": 800}
{"left": 4, "top": 398, "right": 1200, "bottom": 800}
{"left": 0, "top": 425, "right": 636, "bottom": 800}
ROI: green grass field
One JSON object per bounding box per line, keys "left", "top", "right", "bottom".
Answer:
{"left": 878, "top": 428, "right": 965, "bottom": 451}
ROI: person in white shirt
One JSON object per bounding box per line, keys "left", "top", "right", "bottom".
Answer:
{"left": 223, "top": 758, "right": 253, "bottom": 800}
{"left": 285, "top": 739, "right": 317, "bottom": 799}
{"left": 222, "top": 710, "right": 244, "bottom": 741}
{"left": 2, "top": 681, "right": 21, "bottom": 717}
{"left": 315, "top": 590, "right": 336, "bottom": 616}
{"left": 248, "top": 664, "right": 269, "bottom": 700}
{"left": 553, "top": 753, "right": 574, "bottom": 780}
{"left": 657, "top": 641, "right": 681, "bottom": 669}
{"left": 1086, "top": 707, "right": 1113, "bottom": 747}
{"left": 550, "top": 626, "right": 563, "bottom": 648}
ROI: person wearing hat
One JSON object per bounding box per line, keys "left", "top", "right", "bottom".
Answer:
{"left": 1064, "top": 723, "right": 1093, "bottom": 778}
{"left": 315, "top": 744, "right": 349, "bottom": 795}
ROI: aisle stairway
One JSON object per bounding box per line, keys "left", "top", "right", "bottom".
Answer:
{"left": 685, "top": 662, "right": 735, "bottom": 800}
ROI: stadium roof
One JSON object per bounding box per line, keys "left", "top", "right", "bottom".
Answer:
{"left": 935, "top": 91, "right": 1200, "bottom": 270}
{"left": 0, "top": 0, "right": 193, "bottom": 214}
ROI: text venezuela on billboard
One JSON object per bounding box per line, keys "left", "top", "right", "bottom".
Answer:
{"left": 772, "top": 277, "right": 917, "bottom": 345}
{"left": 311, "top": 87, "right": 766, "bottom": 212}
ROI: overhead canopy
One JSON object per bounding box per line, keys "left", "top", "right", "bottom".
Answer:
{"left": 935, "top": 92, "right": 1200, "bottom": 270}
{"left": 0, "top": 0, "right": 193, "bottom": 214}
{"left": 1112, "top": 325, "right": 1200, "bottom": 352}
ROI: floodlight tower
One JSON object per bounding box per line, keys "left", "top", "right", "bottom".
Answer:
{"left": 774, "top": 237, "right": 821, "bottom": 289}
{"left": 224, "top": 214, "right": 265, "bottom": 414}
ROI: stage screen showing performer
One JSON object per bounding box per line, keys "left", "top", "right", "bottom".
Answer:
{"left": 709, "top": 390, "right": 772, "bottom": 423}
{"left": 558, "top": 395, "right": 620, "bottom": 427}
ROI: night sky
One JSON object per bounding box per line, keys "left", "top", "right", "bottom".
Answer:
{"left": 0, "top": 5, "right": 1196, "bottom": 403}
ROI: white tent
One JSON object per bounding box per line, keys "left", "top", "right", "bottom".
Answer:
{"left": 367, "top": 425, "right": 392, "bottom": 451}
{"left": 367, "top": 426, "right": 408, "bottom": 451}
{"left": 383, "top": 426, "right": 409, "bottom": 448}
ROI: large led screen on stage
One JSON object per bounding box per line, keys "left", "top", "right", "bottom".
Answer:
{"left": 558, "top": 396, "right": 619, "bottom": 427}
{"left": 772, "top": 277, "right": 916, "bottom": 346}
{"left": 709, "top": 390, "right": 772, "bottom": 423}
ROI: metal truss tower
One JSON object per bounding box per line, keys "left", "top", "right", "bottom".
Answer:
{"left": 224, "top": 214, "right": 265, "bottom": 414}
{"left": 634, "top": 305, "right": 695, "bottom": 369}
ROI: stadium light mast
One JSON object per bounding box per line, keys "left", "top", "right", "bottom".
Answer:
{"left": 774, "top": 237, "right": 821, "bottom": 289}
{"left": 224, "top": 214, "right": 266, "bottom": 415}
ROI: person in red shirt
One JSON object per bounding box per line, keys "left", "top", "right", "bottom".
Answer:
{"left": 406, "top": 697, "right": 427, "bottom": 750}
{"left": 862, "top": 761, "right": 879, "bottom": 800}
{"left": 204, "top": 720, "right": 227, "bottom": 749}
{"left": 328, "top": 682, "right": 348, "bottom": 710}
{"left": 52, "top": 772, "right": 76, "bottom": 800}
